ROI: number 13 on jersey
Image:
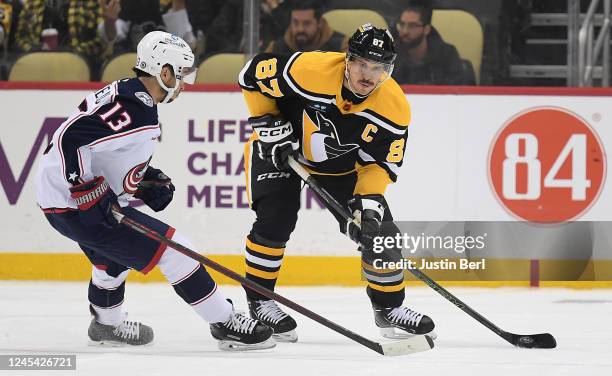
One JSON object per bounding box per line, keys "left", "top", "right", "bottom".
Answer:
{"left": 489, "top": 108, "right": 605, "bottom": 223}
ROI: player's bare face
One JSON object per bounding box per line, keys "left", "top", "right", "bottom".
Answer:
{"left": 346, "top": 57, "right": 386, "bottom": 96}
{"left": 291, "top": 10, "right": 319, "bottom": 48}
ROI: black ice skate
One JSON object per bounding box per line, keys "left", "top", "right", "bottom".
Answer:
{"left": 88, "top": 307, "right": 154, "bottom": 346}
{"left": 248, "top": 299, "right": 298, "bottom": 342}
{"left": 373, "top": 304, "right": 437, "bottom": 339}
{"left": 210, "top": 304, "right": 275, "bottom": 351}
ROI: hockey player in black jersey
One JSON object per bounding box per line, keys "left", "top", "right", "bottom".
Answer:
{"left": 239, "top": 24, "right": 436, "bottom": 342}
{"left": 36, "top": 31, "right": 273, "bottom": 351}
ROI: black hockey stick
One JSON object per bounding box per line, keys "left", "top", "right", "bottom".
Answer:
{"left": 287, "top": 157, "right": 557, "bottom": 349}
{"left": 110, "top": 207, "right": 434, "bottom": 356}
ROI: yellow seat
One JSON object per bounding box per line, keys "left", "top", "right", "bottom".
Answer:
{"left": 322, "top": 9, "right": 388, "bottom": 37}
{"left": 101, "top": 53, "right": 137, "bottom": 82}
{"left": 9, "top": 52, "right": 90, "bottom": 81}
{"left": 195, "top": 53, "right": 246, "bottom": 84}
{"left": 431, "top": 9, "right": 483, "bottom": 83}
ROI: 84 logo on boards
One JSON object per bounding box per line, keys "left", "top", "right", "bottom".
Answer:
{"left": 488, "top": 107, "right": 606, "bottom": 223}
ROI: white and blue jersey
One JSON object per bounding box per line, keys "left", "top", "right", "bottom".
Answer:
{"left": 36, "top": 78, "right": 160, "bottom": 210}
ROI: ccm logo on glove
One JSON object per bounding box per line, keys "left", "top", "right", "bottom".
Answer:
{"left": 253, "top": 120, "right": 293, "bottom": 143}
{"left": 250, "top": 114, "right": 300, "bottom": 171}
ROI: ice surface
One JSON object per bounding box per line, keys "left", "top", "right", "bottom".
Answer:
{"left": 1, "top": 282, "right": 611, "bottom": 376}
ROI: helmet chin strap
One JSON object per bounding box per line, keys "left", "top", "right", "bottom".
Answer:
{"left": 155, "top": 74, "right": 180, "bottom": 104}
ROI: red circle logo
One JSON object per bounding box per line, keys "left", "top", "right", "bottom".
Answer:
{"left": 123, "top": 162, "right": 148, "bottom": 194}
{"left": 489, "top": 107, "right": 606, "bottom": 223}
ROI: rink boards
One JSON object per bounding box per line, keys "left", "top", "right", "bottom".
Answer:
{"left": 1, "top": 83, "right": 611, "bottom": 285}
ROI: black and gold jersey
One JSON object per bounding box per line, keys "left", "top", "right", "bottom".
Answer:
{"left": 238, "top": 51, "right": 410, "bottom": 195}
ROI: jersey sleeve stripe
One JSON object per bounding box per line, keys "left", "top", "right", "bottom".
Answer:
{"left": 358, "top": 149, "right": 376, "bottom": 162}
{"left": 363, "top": 109, "right": 408, "bottom": 131}
{"left": 77, "top": 148, "right": 85, "bottom": 181}
{"left": 88, "top": 124, "right": 160, "bottom": 146}
{"left": 58, "top": 113, "right": 91, "bottom": 183}
{"left": 283, "top": 52, "right": 336, "bottom": 103}
{"left": 355, "top": 111, "right": 407, "bottom": 135}
{"left": 238, "top": 58, "right": 255, "bottom": 89}
{"left": 357, "top": 149, "right": 401, "bottom": 181}
{"left": 384, "top": 162, "right": 400, "bottom": 176}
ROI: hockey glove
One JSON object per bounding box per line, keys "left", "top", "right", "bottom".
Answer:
{"left": 134, "top": 167, "right": 175, "bottom": 212}
{"left": 347, "top": 194, "right": 386, "bottom": 250}
{"left": 69, "top": 176, "right": 120, "bottom": 228}
{"left": 250, "top": 114, "right": 299, "bottom": 171}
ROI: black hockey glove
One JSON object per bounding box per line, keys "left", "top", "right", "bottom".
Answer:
{"left": 346, "top": 194, "right": 386, "bottom": 250}
{"left": 250, "top": 114, "right": 299, "bottom": 171}
{"left": 69, "top": 176, "right": 120, "bottom": 228}
{"left": 134, "top": 167, "right": 175, "bottom": 212}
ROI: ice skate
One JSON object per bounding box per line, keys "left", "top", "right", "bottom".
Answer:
{"left": 373, "top": 304, "right": 437, "bottom": 340}
{"left": 88, "top": 310, "right": 154, "bottom": 347}
{"left": 248, "top": 299, "right": 298, "bottom": 343}
{"left": 210, "top": 303, "right": 275, "bottom": 351}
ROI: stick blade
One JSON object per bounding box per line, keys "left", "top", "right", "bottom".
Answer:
{"left": 511, "top": 333, "right": 557, "bottom": 349}
{"left": 380, "top": 335, "right": 435, "bottom": 356}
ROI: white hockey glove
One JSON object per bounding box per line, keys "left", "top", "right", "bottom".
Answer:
{"left": 250, "top": 114, "right": 299, "bottom": 171}
{"left": 347, "top": 194, "right": 386, "bottom": 250}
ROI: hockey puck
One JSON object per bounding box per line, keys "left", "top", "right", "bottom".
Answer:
{"left": 516, "top": 336, "right": 535, "bottom": 348}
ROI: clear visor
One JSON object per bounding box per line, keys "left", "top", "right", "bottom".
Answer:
{"left": 177, "top": 66, "right": 197, "bottom": 84}
{"left": 347, "top": 53, "right": 394, "bottom": 80}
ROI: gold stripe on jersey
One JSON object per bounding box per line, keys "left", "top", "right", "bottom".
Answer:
{"left": 354, "top": 163, "right": 393, "bottom": 195}
{"left": 354, "top": 79, "right": 411, "bottom": 129}
{"left": 246, "top": 238, "right": 285, "bottom": 256}
{"left": 286, "top": 51, "right": 410, "bottom": 130}
{"left": 246, "top": 265, "right": 280, "bottom": 280}
{"left": 285, "top": 51, "right": 344, "bottom": 101}
{"left": 242, "top": 89, "right": 280, "bottom": 117}
{"left": 367, "top": 281, "right": 406, "bottom": 292}
{"left": 304, "top": 165, "right": 356, "bottom": 176}
{"left": 361, "top": 260, "right": 399, "bottom": 275}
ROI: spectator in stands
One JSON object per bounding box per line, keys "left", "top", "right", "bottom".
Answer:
{"left": 0, "top": 1, "right": 16, "bottom": 50}
{"left": 159, "top": 0, "right": 197, "bottom": 50}
{"left": 392, "top": 0, "right": 475, "bottom": 85}
{"left": 206, "top": 0, "right": 288, "bottom": 55}
{"left": 14, "top": 1, "right": 107, "bottom": 74}
{"left": 184, "top": 0, "right": 224, "bottom": 57}
{"left": 99, "top": 0, "right": 198, "bottom": 55}
{"left": 185, "top": 0, "right": 223, "bottom": 36}
{"left": 14, "top": 0, "right": 68, "bottom": 52}
{"left": 99, "top": 0, "right": 165, "bottom": 54}
{"left": 264, "top": 0, "right": 347, "bottom": 53}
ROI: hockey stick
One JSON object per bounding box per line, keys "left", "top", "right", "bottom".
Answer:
{"left": 287, "top": 157, "right": 557, "bottom": 349}
{"left": 110, "top": 207, "right": 434, "bottom": 356}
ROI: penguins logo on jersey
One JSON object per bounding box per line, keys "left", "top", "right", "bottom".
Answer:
{"left": 302, "top": 110, "right": 359, "bottom": 162}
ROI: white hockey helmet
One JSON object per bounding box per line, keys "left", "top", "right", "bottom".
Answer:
{"left": 135, "top": 31, "right": 197, "bottom": 103}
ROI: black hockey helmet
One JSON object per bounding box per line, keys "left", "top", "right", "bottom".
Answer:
{"left": 347, "top": 23, "right": 396, "bottom": 65}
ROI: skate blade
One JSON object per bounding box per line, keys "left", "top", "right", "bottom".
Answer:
{"left": 88, "top": 340, "right": 154, "bottom": 347}
{"left": 380, "top": 335, "right": 435, "bottom": 356}
{"left": 380, "top": 327, "right": 438, "bottom": 340}
{"left": 272, "top": 330, "right": 298, "bottom": 343}
{"left": 217, "top": 338, "right": 276, "bottom": 352}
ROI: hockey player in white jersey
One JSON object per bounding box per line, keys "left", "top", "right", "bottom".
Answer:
{"left": 35, "top": 31, "right": 274, "bottom": 351}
